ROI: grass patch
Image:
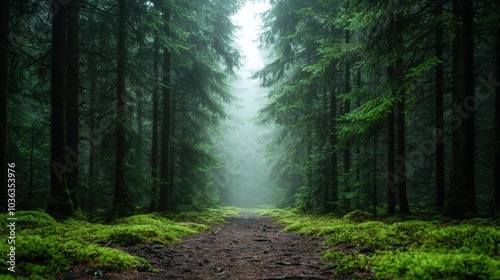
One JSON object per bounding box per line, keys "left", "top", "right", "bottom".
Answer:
{"left": 262, "top": 208, "right": 500, "bottom": 279}
{"left": 0, "top": 207, "right": 240, "bottom": 279}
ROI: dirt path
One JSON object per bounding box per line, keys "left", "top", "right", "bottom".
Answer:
{"left": 110, "top": 213, "right": 335, "bottom": 279}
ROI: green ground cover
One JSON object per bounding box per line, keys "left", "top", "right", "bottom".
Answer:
{"left": 0, "top": 207, "right": 240, "bottom": 279}
{"left": 259, "top": 208, "right": 500, "bottom": 279}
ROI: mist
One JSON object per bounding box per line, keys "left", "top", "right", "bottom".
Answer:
{"left": 217, "top": 2, "right": 271, "bottom": 208}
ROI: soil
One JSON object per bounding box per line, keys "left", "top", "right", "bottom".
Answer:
{"left": 64, "top": 213, "right": 337, "bottom": 279}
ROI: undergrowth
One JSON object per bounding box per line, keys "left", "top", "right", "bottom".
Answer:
{"left": 0, "top": 207, "right": 240, "bottom": 279}
{"left": 259, "top": 208, "right": 500, "bottom": 279}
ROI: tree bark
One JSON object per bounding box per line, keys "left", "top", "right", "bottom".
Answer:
{"left": 48, "top": 1, "right": 75, "bottom": 217}
{"left": 66, "top": 0, "right": 80, "bottom": 210}
{"left": 112, "top": 0, "right": 127, "bottom": 217}
{"left": 329, "top": 67, "right": 338, "bottom": 212}
{"left": 343, "top": 29, "right": 351, "bottom": 210}
{"left": 435, "top": 2, "right": 446, "bottom": 208}
{"left": 386, "top": 9, "right": 396, "bottom": 216}
{"left": 397, "top": 92, "right": 409, "bottom": 214}
{"left": 136, "top": 88, "right": 143, "bottom": 163}
{"left": 463, "top": 0, "right": 476, "bottom": 212}
{"left": 87, "top": 58, "right": 97, "bottom": 215}
{"left": 446, "top": 0, "right": 476, "bottom": 217}
{"left": 149, "top": 7, "right": 160, "bottom": 211}
{"left": 158, "top": 5, "right": 172, "bottom": 212}
{"left": 0, "top": 0, "right": 9, "bottom": 212}
{"left": 495, "top": 9, "right": 500, "bottom": 216}
{"left": 372, "top": 134, "right": 378, "bottom": 216}
{"left": 387, "top": 101, "right": 396, "bottom": 216}
{"left": 394, "top": 5, "right": 409, "bottom": 214}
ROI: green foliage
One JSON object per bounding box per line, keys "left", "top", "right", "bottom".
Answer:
{"left": 0, "top": 208, "right": 236, "bottom": 279}
{"left": 342, "top": 210, "right": 371, "bottom": 223}
{"left": 0, "top": 211, "right": 57, "bottom": 234}
{"left": 264, "top": 208, "right": 500, "bottom": 279}
{"left": 323, "top": 249, "right": 371, "bottom": 276}
{"left": 372, "top": 251, "right": 500, "bottom": 280}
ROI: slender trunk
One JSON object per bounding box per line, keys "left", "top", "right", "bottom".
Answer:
{"left": 329, "top": 67, "right": 338, "bottom": 212}
{"left": 495, "top": 10, "right": 500, "bottom": 216}
{"left": 87, "top": 58, "right": 96, "bottom": 214}
{"left": 386, "top": 9, "right": 396, "bottom": 216}
{"left": 446, "top": 0, "right": 475, "bottom": 217}
{"left": 435, "top": 2, "right": 445, "bottom": 208}
{"left": 66, "top": 0, "right": 80, "bottom": 209}
{"left": 373, "top": 134, "right": 377, "bottom": 216}
{"left": 387, "top": 102, "right": 396, "bottom": 216}
{"left": 463, "top": 0, "right": 476, "bottom": 212}
{"left": 149, "top": 13, "right": 160, "bottom": 211}
{"left": 112, "top": 0, "right": 127, "bottom": 217}
{"left": 343, "top": 29, "right": 351, "bottom": 210}
{"left": 169, "top": 93, "right": 175, "bottom": 206}
{"left": 29, "top": 122, "right": 34, "bottom": 200}
{"left": 394, "top": 5, "right": 409, "bottom": 214}
{"left": 158, "top": 5, "right": 172, "bottom": 212}
{"left": 397, "top": 93, "right": 409, "bottom": 214}
{"left": 136, "top": 88, "right": 143, "bottom": 163}
{"left": 0, "top": 0, "right": 9, "bottom": 212}
{"left": 48, "top": 1, "right": 75, "bottom": 217}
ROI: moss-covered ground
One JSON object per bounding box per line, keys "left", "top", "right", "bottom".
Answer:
{"left": 0, "top": 207, "right": 241, "bottom": 279}
{"left": 258, "top": 208, "right": 500, "bottom": 279}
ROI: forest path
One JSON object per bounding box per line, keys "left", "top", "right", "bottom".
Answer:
{"left": 113, "top": 212, "right": 334, "bottom": 279}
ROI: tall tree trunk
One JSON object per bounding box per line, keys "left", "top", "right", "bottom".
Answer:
{"left": 495, "top": 10, "right": 500, "bottom": 216}
{"left": 373, "top": 134, "right": 378, "bottom": 216}
{"left": 112, "top": 0, "right": 127, "bottom": 217}
{"left": 149, "top": 10, "right": 160, "bottom": 212}
{"left": 169, "top": 93, "right": 175, "bottom": 206}
{"left": 394, "top": 5, "right": 409, "bottom": 214}
{"left": 463, "top": 0, "right": 476, "bottom": 212}
{"left": 48, "top": 1, "right": 75, "bottom": 217}
{"left": 87, "top": 58, "right": 97, "bottom": 215}
{"left": 136, "top": 88, "right": 143, "bottom": 163}
{"left": 435, "top": 1, "right": 446, "bottom": 208}
{"left": 343, "top": 29, "right": 351, "bottom": 210}
{"left": 387, "top": 101, "right": 396, "bottom": 216}
{"left": 0, "top": 0, "right": 9, "bottom": 212}
{"left": 158, "top": 5, "right": 172, "bottom": 212}
{"left": 329, "top": 68, "right": 338, "bottom": 212}
{"left": 66, "top": 0, "right": 80, "bottom": 210}
{"left": 397, "top": 92, "right": 409, "bottom": 214}
{"left": 446, "top": 0, "right": 476, "bottom": 217}
{"left": 386, "top": 9, "right": 396, "bottom": 216}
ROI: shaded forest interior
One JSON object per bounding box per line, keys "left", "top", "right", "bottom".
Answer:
{"left": 1, "top": 0, "right": 500, "bottom": 279}
{"left": 1, "top": 0, "right": 500, "bottom": 221}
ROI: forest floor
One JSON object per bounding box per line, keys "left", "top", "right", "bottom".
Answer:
{"left": 70, "top": 212, "right": 338, "bottom": 280}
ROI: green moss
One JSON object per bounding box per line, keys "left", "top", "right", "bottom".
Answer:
{"left": 169, "top": 207, "right": 242, "bottom": 224}
{"left": 0, "top": 211, "right": 57, "bottom": 234}
{"left": 342, "top": 210, "right": 372, "bottom": 223}
{"left": 323, "top": 249, "right": 371, "bottom": 276}
{"left": 262, "top": 208, "right": 500, "bottom": 280}
{"left": 372, "top": 251, "right": 500, "bottom": 279}
{"left": 0, "top": 207, "right": 236, "bottom": 279}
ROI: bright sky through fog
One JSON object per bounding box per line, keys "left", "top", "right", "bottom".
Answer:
{"left": 230, "top": 1, "right": 270, "bottom": 119}
{"left": 223, "top": 1, "right": 271, "bottom": 207}
{"left": 232, "top": 1, "right": 270, "bottom": 79}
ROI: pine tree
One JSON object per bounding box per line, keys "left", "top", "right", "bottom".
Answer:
{"left": 48, "top": 0, "right": 75, "bottom": 218}
{"left": 0, "top": 0, "right": 9, "bottom": 212}
{"left": 112, "top": 0, "right": 128, "bottom": 217}
{"left": 446, "top": 0, "right": 476, "bottom": 217}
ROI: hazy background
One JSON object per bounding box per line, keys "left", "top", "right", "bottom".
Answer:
{"left": 216, "top": 2, "right": 271, "bottom": 208}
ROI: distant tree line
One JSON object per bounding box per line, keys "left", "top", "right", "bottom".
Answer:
{"left": 256, "top": 0, "right": 500, "bottom": 218}
{"left": 0, "top": 0, "right": 242, "bottom": 219}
